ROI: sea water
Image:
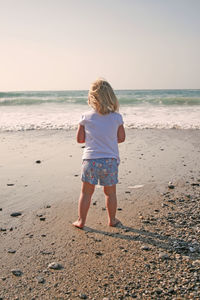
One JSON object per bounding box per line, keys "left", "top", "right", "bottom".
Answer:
{"left": 0, "top": 89, "right": 200, "bottom": 131}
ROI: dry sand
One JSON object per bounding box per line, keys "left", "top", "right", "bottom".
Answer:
{"left": 0, "top": 129, "right": 200, "bottom": 299}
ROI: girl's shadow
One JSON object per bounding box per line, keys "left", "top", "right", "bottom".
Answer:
{"left": 83, "top": 224, "right": 198, "bottom": 256}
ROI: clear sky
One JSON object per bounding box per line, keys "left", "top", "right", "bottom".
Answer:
{"left": 0, "top": 0, "right": 200, "bottom": 91}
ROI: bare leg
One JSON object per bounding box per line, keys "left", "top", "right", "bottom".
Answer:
{"left": 104, "top": 185, "right": 120, "bottom": 227}
{"left": 73, "top": 182, "right": 95, "bottom": 228}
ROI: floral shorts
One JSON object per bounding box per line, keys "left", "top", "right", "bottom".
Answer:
{"left": 81, "top": 158, "right": 118, "bottom": 186}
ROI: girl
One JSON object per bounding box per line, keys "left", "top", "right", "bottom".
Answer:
{"left": 73, "top": 78, "right": 125, "bottom": 228}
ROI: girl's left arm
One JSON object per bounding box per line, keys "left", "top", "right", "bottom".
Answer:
{"left": 76, "top": 125, "right": 85, "bottom": 143}
{"left": 117, "top": 124, "right": 125, "bottom": 143}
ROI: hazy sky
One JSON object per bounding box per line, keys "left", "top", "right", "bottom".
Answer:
{"left": 0, "top": 0, "right": 200, "bottom": 91}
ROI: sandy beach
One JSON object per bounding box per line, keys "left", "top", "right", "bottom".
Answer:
{"left": 0, "top": 129, "right": 200, "bottom": 299}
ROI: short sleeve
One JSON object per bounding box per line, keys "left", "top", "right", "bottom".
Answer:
{"left": 116, "top": 113, "right": 124, "bottom": 126}
{"left": 79, "top": 114, "right": 86, "bottom": 126}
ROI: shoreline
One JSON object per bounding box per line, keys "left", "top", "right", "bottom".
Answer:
{"left": 0, "top": 129, "right": 200, "bottom": 299}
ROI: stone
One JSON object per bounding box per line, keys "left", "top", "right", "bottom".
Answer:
{"left": 40, "top": 217, "right": 46, "bottom": 221}
{"left": 168, "top": 182, "right": 175, "bottom": 189}
{"left": 8, "top": 249, "right": 16, "bottom": 254}
{"left": 0, "top": 228, "right": 6, "bottom": 232}
{"left": 35, "top": 160, "right": 41, "bottom": 164}
{"left": 11, "top": 270, "right": 22, "bottom": 276}
{"left": 95, "top": 251, "right": 103, "bottom": 256}
{"left": 1, "top": 277, "right": 6, "bottom": 281}
{"left": 48, "top": 262, "right": 63, "bottom": 270}
{"left": 141, "top": 246, "right": 150, "bottom": 251}
{"left": 79, "top": 294, "right": 87, "bottom": 299}
{"left": 7, "top": 183, "right": 14, "bottom": 186}
{"left": 37, "top": 276, "right": 45, "bottom": 284}
{"left": 10, "top": 212, "right": 22, "bottom": 217}
{"left": 159, "top": 252, "right": 169, "bottom": 260}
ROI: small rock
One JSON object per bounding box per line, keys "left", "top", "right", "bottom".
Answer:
{"left": 10, "top": 212, "right": 22, "bottom": 217}
{"left": 45, "top": 205, "right": 51, "bottom": 208}
{"left": 168, "top": 182, "right": 175, "bottom": 189}
{"left": 117, "top": 208, "right": 122, "bottom": 211}
{"left": 0, "top": 228, "right": 6, "bottom": 232}
{"left": 35, "top": 160, "right": 41, "bottom": 164}
{"left": 93, "top": 201, "right": 97, "bottom": 205}
{"left": 8, "top": 249, "right": 16, "bottom": 254}
{"left": 155, "top": 288, "right": 162, "bottom": 294}
{"left": 1, "top": 277, "right": 6, "bottom": 281}
{"left": 40, "top": 217, "right": 46, "bottom": 221}
{"left": 141, "top": 246, "right": 150, "bottom": 251}
{"left": 168, "top": 288, "right": 174, "bottom": 294}
{"left": 79, "top": 294, "right": 87, "bottom": 299}
{"left": 48, "top": 262, "right": 63, "bottom": 270}
{"left": 7, "top": 183, "right": 14, "bottom": 186}
{"left": 95, "top": 251, "right": 103, "bottom": 256}
{"left": 37, "top": 276, "right": 45, "bottom": 284}
{"left": 0, "top": 208, "right": 2, "bottom": 211}
{"left": 159, "top": 252, "right": 169, "bottom": 260}
{"left": 11, "top": 269, "right": 22, "bottom": 276}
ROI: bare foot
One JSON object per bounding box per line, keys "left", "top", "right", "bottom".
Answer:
{"left": 108, "top": 218, "right": 121, "bottom": 227}
{"left": 72, "top": 220, "right": 84, "bottom": 229}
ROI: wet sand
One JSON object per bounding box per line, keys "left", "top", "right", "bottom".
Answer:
{"left": 0, "top": 129, "right": 200, "bottom": 299}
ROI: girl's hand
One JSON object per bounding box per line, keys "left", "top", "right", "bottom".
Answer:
{"left": 77, "top": 125, "right": 85, "bottom": 143}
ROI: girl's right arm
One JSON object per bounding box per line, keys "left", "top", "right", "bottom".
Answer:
{"left": 117, "top": 124, "right": 125, "bottom": 143}
{"left": 76, "top": 125, "right": 85, "bottom": 143}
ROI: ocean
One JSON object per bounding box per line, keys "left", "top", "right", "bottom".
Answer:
{"left": 0, "top": 89, "right": 200, "bottom": 131}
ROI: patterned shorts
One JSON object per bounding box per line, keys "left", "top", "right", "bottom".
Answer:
{"left": 81, "top": 158, "right": 118, "bottom": 186}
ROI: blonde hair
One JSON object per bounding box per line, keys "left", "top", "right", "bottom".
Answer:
{"left": 88, "top": 78, "right": 119, "bottom": 115}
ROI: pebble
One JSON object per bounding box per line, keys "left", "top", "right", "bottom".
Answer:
{"left": 35, "top": 160, "right": 41, "bottom": 164}
{"left": 79, "top": 294, "right": 87, "bottom": 299}
{"left": 141, "top": 246, "right": 150, "bottom": 251}
{"left": 40, "top": 217, "right": 46, "bottom": 221}
{"left": 0, "top": 208, "right": 2, "bottom": 211}
{"left": 10, "top": 212, "right": 22, "bottom": 217}
{"left": 159, "top": 252, "right": 169, "bottom": 260}
{"left": 0, "top": 228, "right": 6, "bottom": 232}
{"left": 95, "top": 251, "right": 103, "bottom": 256}
{"left": 48, "top": 262, "right": 63, "bottom": 270}
{"left": 11, "top": 270, "right": 22, "bottom": 277}
{"left": 8, "top": 249, "right": 16, "bottom": 254}
{"left": 1, "top": 277, "right": 6, "bottom": 281}
{"left": 37, "top": 276, "right": 45, "bottom": 284}
{"left": 168, "top": 182, "right": 175, "bottom": 189}
{"left": 7, "top": 183, "right": 14, "bottom": 186}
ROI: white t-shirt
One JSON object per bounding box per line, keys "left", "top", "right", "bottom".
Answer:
{"left": 79, "top": 110, "right": 123, "bottom": 163}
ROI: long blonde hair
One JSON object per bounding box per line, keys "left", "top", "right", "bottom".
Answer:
{"left": 88, "top": 78, "right": 119, "bottom": 115}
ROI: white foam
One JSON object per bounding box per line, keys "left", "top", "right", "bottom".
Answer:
{"left": 0, "top": 103, "right": 199, "bottom": 131}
